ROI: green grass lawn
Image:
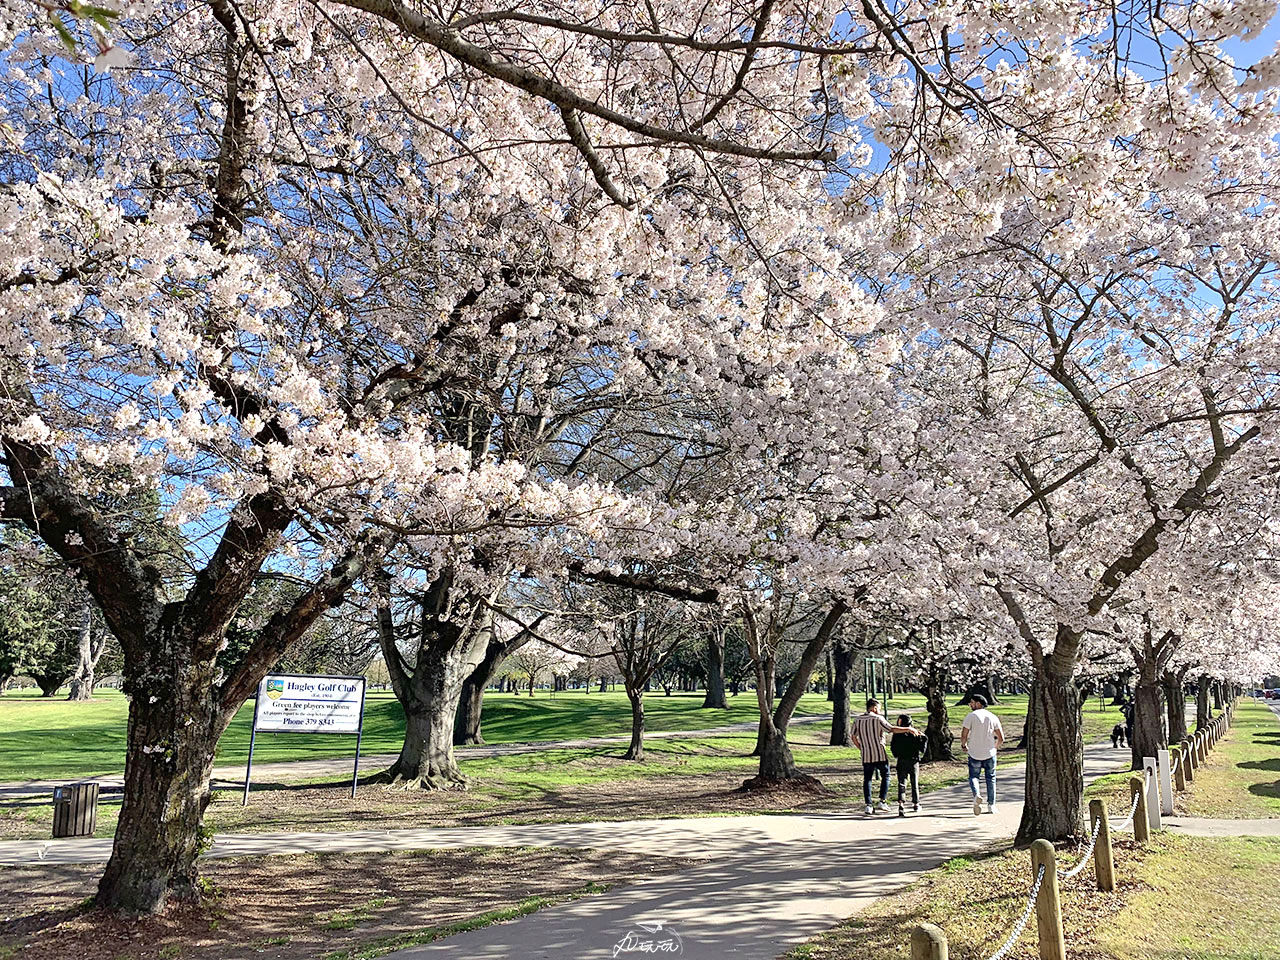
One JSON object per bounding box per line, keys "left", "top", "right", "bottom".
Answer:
{"left": 789, "top": 832, "right": 1280, "bottom": 960}
{"left": 0, "top": 687, "right": 1121, "bottom": 783}
{"left": 0, "top": 694, "right": 1126, "bottom": 842}
{"left": 1177, "top": 697, "right": 1280, "bottom": 819}
{"left": 0, "top": 687, "right": 834, "bottom": 782}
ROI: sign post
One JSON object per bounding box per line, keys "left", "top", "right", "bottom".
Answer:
{"left": 242, "top": 674, "right": 367, "bottom": 805}
{"left": 242, "top": 691, "right": 262, "bottom": 806}
{"left": 864, "top": 657, "right": 886, "bottom": 699}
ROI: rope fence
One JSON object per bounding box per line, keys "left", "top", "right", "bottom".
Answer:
{"left": 909, "top": 696, "right": 1238, "bottom": 960}
{"left": 1056, "top": 813, "right": 1103, "bottom": 880}
{"left": 984, "top": 864, "right": 1047, "bottom": 960}
{"left": 1116, "top": 778, "right": 1144, "bottom": 831}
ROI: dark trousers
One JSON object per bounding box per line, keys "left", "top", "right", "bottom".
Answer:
{"left": 862, "top": 761, "right": 889, "bottom": 805}
{"left": 897, "top": 761, "right": 920, "bottom": 807}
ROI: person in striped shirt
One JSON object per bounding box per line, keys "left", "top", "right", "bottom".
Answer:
{"left": 852, "top": 699, "right": 921, "bottom": 814}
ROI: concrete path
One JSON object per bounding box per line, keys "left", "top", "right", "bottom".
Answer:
{"left": 0, "top": 715, "right": 829, "bottom": 800}
{"left": 0, "top": 743, "right": 1131, "bottom": 960}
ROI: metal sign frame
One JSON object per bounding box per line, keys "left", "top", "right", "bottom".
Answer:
{"left": 242, "top": 673, "right": 368, "bottom": 805}
{"left": 864, "top": 656, "right": 886, "bottom": 699}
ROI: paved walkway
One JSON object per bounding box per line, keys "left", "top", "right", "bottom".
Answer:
{"left": 0, "top": 743, "right": 1130, "bottom": 960}
{"left": 0, "top": 715, "right": 829, "bottom": 800}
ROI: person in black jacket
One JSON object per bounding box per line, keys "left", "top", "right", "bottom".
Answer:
{"left": 890, "top": 714, "right": 928, "bottom": 816}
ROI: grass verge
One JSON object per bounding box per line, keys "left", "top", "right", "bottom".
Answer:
{"left": 0, "top": 696, "right": 1124, "bottom": 841}
{"left": 1176, "top": 698, "right": 1280, "bottom": 819}
{"left": 789, "top": 832, "right": 1280, "bottom": 960}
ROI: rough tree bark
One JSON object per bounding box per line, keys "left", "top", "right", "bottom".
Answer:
{"left": 1130, "top": 669, "right": 1165, "bottom": 771}
{"left": 454, "top": 627, "right": 535, "bottom": 746}
{"left": 1211, "top": 679, "right": 1224, "bottom": 711}
{"left": 624, "top": 683, "right": 646, "bottom": 760}
{"left": 1018, "top": 671, "right": 1085, "bottom": 843}
{"left": 67, "top": 602, "right": 106, "bottom": 701}
{"left": 1196, "top": 674, "right": 1213, "bottom": 730}
{"left": 829, "top": 636, "right": 854, "bottom": 746}
{"left": 378, "top": 572, "right": 495, "bottom": 789}
{"left": 701, "top": 628, "right": 728, "bottom": 709}
{"left": 97, "top": 650, "right": 224, "bottom": 911}
{"left": 923, "top": 661, "right": 954, "bottom": 761}
{"left": 1163, "top": 669, "right": 1188, "bottom": 746}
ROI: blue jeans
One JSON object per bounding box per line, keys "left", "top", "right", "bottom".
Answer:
{"left": 968, "top": 755, "right": 997, "bottom": 804}
{"left": 863, "top": 761, "right": 890, "bottom": 805}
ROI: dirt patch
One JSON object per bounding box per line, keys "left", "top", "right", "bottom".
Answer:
{"left": 0, "top": 847, "right": 692, "bottom": 960}
{"left": 737, "top": 772, "right": 830, "bottom": 795}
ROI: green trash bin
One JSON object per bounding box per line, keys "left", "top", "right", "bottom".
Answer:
{"left": 52, "top": 781, "right": 99, "bottom": 838}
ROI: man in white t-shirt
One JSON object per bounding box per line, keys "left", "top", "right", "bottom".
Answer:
{"left": 960, "top": 694, "right": 1004, "bottom": 815}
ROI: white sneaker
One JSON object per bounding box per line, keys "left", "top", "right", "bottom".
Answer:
{"left": 865, "top": 804, "right": 874, "bottom": 815}
{"left": 973, "top": 796, "right": 983, "bottom": 815}
{"left": 987, "top": 803, "right": 998, "bottom": 815}
{"left": 875, "top": 800, "right": 890, "bottom": 812}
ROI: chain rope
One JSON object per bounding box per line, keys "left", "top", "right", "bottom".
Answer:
{"left": 958, "top": 710, "right": 1234, "bottom": 960}
{"left": 1057, "top": 813, "right": 1104, "bottom": 879}
{"left": 1117, "top": 771, "right": 1148, "bottom": 830}
{"left": 983, "top": 863, "right": 1046, "bottom": 960}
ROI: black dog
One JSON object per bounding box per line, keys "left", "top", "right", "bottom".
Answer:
{"left": 1111, "top": 723, "right": 1127, "bottom": 748}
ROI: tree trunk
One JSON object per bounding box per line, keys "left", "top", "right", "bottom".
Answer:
{"left": 1016, "top": 674, "right": 1085, "bottom": 844}
{"left": 1111, "top": 670, "right": 1132, "bottom": 705}
{"left": 454, "top": 635, "right": 521, "bottom": 746}
{"left": 1196, "top": 674, "right": 1212, "bottom": 729}
{"left": 1162, "top": 671, "right": 1187, "bottom": 746}
{"left": 67, "top": 603, "right": 102, "bottom": 702}
{"left": 830, "top": 638, "right": 854, "bottom": 746}
{"left": 1130, "top": 672, "right": 1165, "bottom": 771}
{"left": 380, "top": 600, "right": 494, "bottom": 790}
{"left": 389, "top": 696, "right": 468, "bottom": 789}
{"left": 752, "top": 657, "right": 776, "bottom": 756}
{"left": 97, "top": 659, "right": 223, "bottom": 914}
{"left": 755, "top": 722, "right": 797, "bottom": 780}
{"left": 35, "top": 675, "right": 62, "bottom": 697}
{"left": 701, "top": 633, "right": 727, "bottom": 708}
{"left": 1211, "top": 680, "right": 1224, "bottom": 711}
{"left": 924, "top": 663, "right": 954, "bottom": 762}
{"left": 624, "top": 687, "right": 645, "bottom": 760}
{"left": 454, "top": 671, "right": 487, "bottom": 747}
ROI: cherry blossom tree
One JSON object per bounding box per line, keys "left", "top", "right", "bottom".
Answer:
{"left": 7, "top": 0, "right": 1280, "bottom": 913}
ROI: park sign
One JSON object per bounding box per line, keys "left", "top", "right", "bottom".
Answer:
{"left": 255, "top": 675, "right": 364, "bottom": 733}
{"left": 242, "top": 673, "right": 368, "bottom": 804}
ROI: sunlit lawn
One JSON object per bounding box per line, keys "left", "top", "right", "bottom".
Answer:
{"left": 1177, "top": 697, "right": 1280, "bottom": 819}
{"left": 790, "top": 832, "right": 1280, "bottom": 960}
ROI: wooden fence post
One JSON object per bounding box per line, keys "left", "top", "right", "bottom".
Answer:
{"left": 1089, "top": 798, "right": 1116, "bottom": 892}
{"left": 1030, "top": 840, "right": 1066, "bottom": 960}
{"left": 1173, "top": 744, "right": 1187, "bottom": 792}
{"left": 1131, "top": 776, "right": 1150, "bottom": 843}
{"left": 1143, "top": 756, "right": 1162, "bottom": 831}
{"left": 1182, "top": 737, "right": 1195, "bottom": 781}
{"left": 911, "top": 923, "right": 948, "bottom": 960}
